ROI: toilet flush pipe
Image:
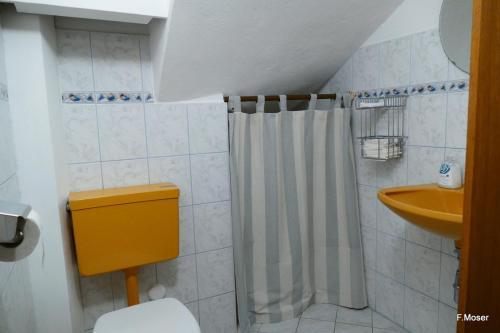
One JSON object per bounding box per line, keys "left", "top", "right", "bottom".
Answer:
{"left": 124, "top": 267, "right": 140, "bottom": 306}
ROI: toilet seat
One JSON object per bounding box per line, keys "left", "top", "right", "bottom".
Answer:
{"left": 94, "top": 298, "right": 200, "bottom": 333}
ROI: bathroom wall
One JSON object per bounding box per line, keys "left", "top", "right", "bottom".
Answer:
{"left": 321, "top": 27, "right": 467, "bottom": 333}
{"left": 0, "top": 17, "right": 37, "bottom": 333}
{"left": 56, "top": 30, "right": 236, "bottom": 332}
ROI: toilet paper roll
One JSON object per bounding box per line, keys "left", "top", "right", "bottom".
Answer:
{"left": 0, "top": 209, "right": 42, "bottom": 262}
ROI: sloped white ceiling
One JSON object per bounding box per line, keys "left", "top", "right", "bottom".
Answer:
{"left": 153, "top": 0, "right": 403, "bottom": 101}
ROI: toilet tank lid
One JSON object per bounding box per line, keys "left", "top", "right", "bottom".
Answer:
{"left": 68, "top": 183, "right": 179, "bottom": 210}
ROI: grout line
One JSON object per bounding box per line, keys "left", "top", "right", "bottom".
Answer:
{"left": 185, "top": 103, "right": 203, "bottom": 323}
{"left": 137, "top": 35, "right": 151, "bottom": 186}
{"left": 67, "top": 151, "right": 232, "bottom": 167}
{"left": 375, "top": 268, "right": 442, "bottom": 304}
{"left": 0, "top": 172, "right": 16, "bottom": 188}
{"left": 87, "top": 30, "right": 105, "bottom": 190}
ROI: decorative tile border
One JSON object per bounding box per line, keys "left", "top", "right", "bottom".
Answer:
{"left": 62, "top": 92, "right": 94, "bottom": 103}
{"left": 356, "top": 80, "right": 468, "bottom": 98}
{"left": 62, "top": 91, "right": 155, "bottom": 104}
{"left": 96, "top": 92, "right": 143, "bottom": 103}
{"left": 0, "top": 83, "right": 8, "bottom": 101}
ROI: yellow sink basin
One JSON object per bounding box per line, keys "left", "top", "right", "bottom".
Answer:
{"left": 378, "top": 184, "right": 463, "bottom": 240}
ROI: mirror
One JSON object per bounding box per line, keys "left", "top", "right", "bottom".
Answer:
{"left": 439, "top": 0, "right": 473, "bottom": 74}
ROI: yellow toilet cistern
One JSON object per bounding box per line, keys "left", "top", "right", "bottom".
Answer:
{"left": 68, "top": 183, "right": 181, "bottom": 306}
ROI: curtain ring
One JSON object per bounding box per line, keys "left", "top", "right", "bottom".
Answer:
{"left": 256, "top": 95, "right": 265, "bottom": 113}
{"left": 279, "top": 95, "right": 287, "bottom": 112}
{"left": 228, "top": 96, "right": 242, "bottom": 113}
{"left": 308, "top": 94, "right": 318, "bottom": 110}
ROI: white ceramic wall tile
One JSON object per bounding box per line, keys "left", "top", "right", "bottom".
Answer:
{"left": 62, "top": 104, "right": 100, "bottom": 163}
{"left": 375, "top": 273, "right": 405, "bottom": 326}
{"left": 328, "top": 28, "right": 468, "bottom": 333}
{"left": 439, "top": 253, "right": 459, "bottom": 308}
{"left": 354, "top": 144, "right": 377, "bottom": 186}
{"left": 0, "top": 175, "right": 19, "bottom": 201}
{"left": 301, "top": 303, "right": 338, "bottom": 322}
{"left": 405, "top": 223, "right": 442, "bottom": 251}
{"left": 196, "top": 247, "right": 235, "bottom": 299}
{"left": 156, "top": 255, "right": 198, "bottom": 304}
{"left": 407, "top": 146, "right": 445, "bottom": 185}
{"left": 188, "top": 103, "right": 228, "bottom": 154}
{"left": 97, "top": 104, "right": 147, "bottom": 161}
{"left": 361, "top": 226, "right": 377, "bottom": 270}
{"left": 148, "top": 155, "right": 192, "bottom": 206}
{"left": 145, "top": 103, "right": 189, "bottom": 157}
{"left": 404, "top": 242, "right": 440, "bottom": 297}
{"left": 376, "top": 153, "right": 408, "bottom": 188}
{"left": 404, "top": 288, "right": 438, "bottom": 333}
{"left": 0, "top": 112, "right": 16, "bottom": 184}
{"left": 438, "top": 302, "right": 457, "bottom": 333}
{"left": 297, "top": 318, "right": 335, "bottom": 333}
{"left": 444, "top": 148, "right": 466, "bottom": 177}
{"left": 0, "top": 262, "right": 14, "bottom": 293}
{"left": 0, "top": 263, "right": 33, "bottom": 333}
{"left": 185, "top": 301, "right": 199, "bottom": 323}
{"left": 379, "top": 36, "right": 411, "bottom": 88}
{"left": 179, "top": 206, "right": 196, "bottom": 256}
{"left": 139, "top": 35, "right": 154, "bottom": 92}
{"left": 353, "top": 45, "right": 380, "bottom": 91}
{"left": 446, "top": 92, "right": 468, "bottom": 149}
{"left": 111, "top": 264, "right": 157, "bottom": 309}
{"left": 199, "top": 292, "right": 237, "bottom": 333}
{"left": 90, "top": 32, "right": 142, "bottom": 91}
{"left": 194, "top": 201, "right": 232, "bottom": 252}
{"left": 190, "top": 152, "right": 230, "bottom": 204}
{"left": 441, "top": 238, "right": 458, "bottom": 257}
{"left": 365, "top": 268, "right": 376, "bottom": 308}
{"left": 376, "top": 202, "right": 405, "bottom": 239}
{"left": 408, "top": 94, "right": 447, "bottom": 147}
{"left": 448, "top": 60, "right": 469, "bottom": 81}
{"left": 101, "top": 159, "right": 149, "bottom": 188}
{"left": 376, "top": 232, "right": 405, "bottom": 282}
{"left": 56, "top": 28, "right": 237, "bottom": 331}
{"left": 80, "top": 274, "right": 114, "bottom": 330}
{"left": 358, "top": 185, "right": 377, "bottom": 229}
{"left": 410, "top": 30, "right": 449, "bottom": 84}
{"left": 69, "top": 163, "right": 103, "bottom": 191}
{"left": 56, "top": 30, "right": 94, "bottom": 92}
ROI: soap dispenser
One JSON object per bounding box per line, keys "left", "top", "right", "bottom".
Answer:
{"left": 438, "top": 160, "right": 463, "bottom": 189}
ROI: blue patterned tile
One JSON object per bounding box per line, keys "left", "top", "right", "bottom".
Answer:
{"left": 62, "top": 92, "right": 94, "bottom": 103}
{"left": 96, "top": 92, "right": 142, "bottom": 103}
{"left": 143, "top": 92, "right": 154, "bottom": 103}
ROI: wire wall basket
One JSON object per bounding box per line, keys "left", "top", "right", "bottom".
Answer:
{"left": 355, "top": 95, "right": 407, "bottom": 161}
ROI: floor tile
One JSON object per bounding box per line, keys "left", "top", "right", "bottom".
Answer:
{"left": 259, "top": 318, "right": 299, "bottom": 333}
{"left": 336, "top": 307, "right": 372, "bottom": 327}
{"left": 301, "top": 303, "right": 338, "bottom": 322}
{"left": 335, "top": 323, "right": 372, "bottom": 333}
{"left": 296, "top": 318, "right": 334, "bottom": 333}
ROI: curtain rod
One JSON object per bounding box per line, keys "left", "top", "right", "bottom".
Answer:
{"left": 223, "top": 94, "right": 336, "bottom": 103}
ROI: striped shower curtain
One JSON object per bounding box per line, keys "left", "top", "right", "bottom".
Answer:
{"left": 229, "top": 95, "right": 367, "bottom": 332}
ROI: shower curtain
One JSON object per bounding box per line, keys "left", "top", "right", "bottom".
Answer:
{"left": 229, "top": 95, "right": 367, "bottom": 332}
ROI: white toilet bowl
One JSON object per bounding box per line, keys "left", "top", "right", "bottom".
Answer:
{"left": 94, "top": 298, "right": 200, "bottom": 333}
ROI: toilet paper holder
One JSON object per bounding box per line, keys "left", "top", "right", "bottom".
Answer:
{"left": 0, "top": 200, "right": 31, "bottom": 248}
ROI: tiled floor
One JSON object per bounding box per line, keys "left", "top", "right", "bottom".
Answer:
{"left": 249, "top": 304, "right": 409, "bottom": 333}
